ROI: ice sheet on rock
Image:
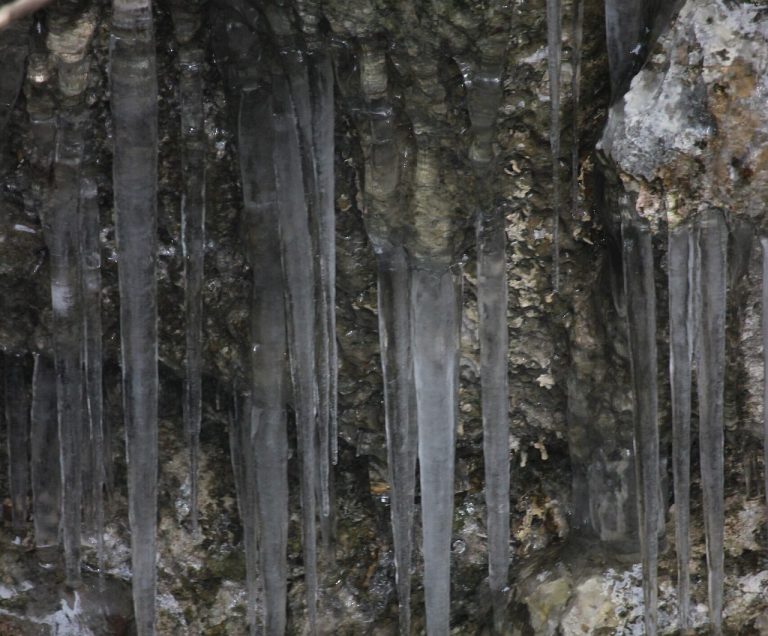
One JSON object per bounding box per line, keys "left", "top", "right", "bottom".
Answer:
{"left": 272, "top": 73, "right": 319, "bottom": 634}
{"left": 110, "top": 0, "right": 159, "bottom": 631}
{"left": 4, "top": 355, "right": 30, "bottom": 536}
{"left": 31, "top": 354, "right": 60, "bottom": 548}
{"left": 621, "top": 214, "right": 660, "bottom": 636}
{"left": 178, "top": 45, "right": 206, "bottom": 535}
{"left": 546, "top": 0, "right": 562, "bottom": 290}
{"left": 667, "top": 225, "right": 693, "bottom": 631}
{"left": 238, "top": 86, "right": 289, "bottom": 636}
{"left": 695, "top": 208, "right": 727, "bottom": 636}
{"left": 413, "top": 264, "right": 461, "bottom": 636}
{"left": 48, "top": 113, "right": 85, "bottom": 587}
{"left": 80, "top": 177, "right": 105, "bottom": 575}
{"left": 376, "top": 246, "right": 417, "bottom": 636}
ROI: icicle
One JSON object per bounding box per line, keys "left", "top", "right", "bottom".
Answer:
{"left": 570, "top": 0, "right": 584, "bottom": 218}
{"left": 762, "top": 237, "right": 768, "bottom": 516}
{"left": 179, "top": 44, "right": 206, "bottom": 535}
{"left": 377, "top": 246, "right": 417, "bottom": 635}
{"left": 696, "top": 208, "right": 727, "bottom": 636}
{"left": 30, "top": 354, "right": 60, "bottom": 549}
{"left": 110, "top": 0, "right": 159, "bottom": 631}
{"left": 413, "top": 263, "right": 461, "bottom": 636}
{"left": 310, "top": 49, "right": 338, "bottom": 478}
{"left": 668, "top": 224, "right": 693, "bottom": 631}
{"left": 4, "top": 355, "right": 30, "bottom": 536}
{"left": 621, "top": 213, "right": 659, "bottom": 636}
{"left": 238, "top": 86, "right": 289, "bottom": 636}
{"left": 546, "top": 0, "right": 562, "bottom": 291}
{"left": 48, "top": 112, "right": 85, "bottom": 587}
{"left": 272, "top": 73, "right": 319, "bottom": 633}
{"left": 80, "top": 177, "right": 105, "bottom": 575}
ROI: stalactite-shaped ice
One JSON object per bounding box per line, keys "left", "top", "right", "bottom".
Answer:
{"left": 272, "top": 73, "right": 319, "bottom": 633}
{"left": 48, "top": 113, "right": 85, "bottom": 587}
{"left": 30, "top": 354, "right": 60, "bottom": 549}
{"left": 110, "top": 0, "right": 159, "bottom": 631}
{"left": 458, "top": 54, "right": 509, "bottom": 632}
{"left": 179, "top": 45, "right": 206, "bottom": 534}
{"left": 696, "top": 209, "right": 727, "bottom": 636}
{"left": 5, "top": 355, "right": 30, "bottom": 536}
{"left": 621, "top": 213, "right": 659, "bottom": 636}
{"left": 310, "top": 49, "right": 338, "bottom": 477}
{"left": 668, "top": 224, "right": 693, "bottom": 631}
{"left": 80, "top": 176, "right": 105, "bottom": 573}
{"left": 570, "top": 0, "right": 583, "bottom": 217}
{"left": 546, "top": 0, "right": 562, "bottom": 290}
{"left": 413, "top": 264, "right": 461, "bottom": 636}
{"left": 762, "top": 237, "right": 768, "bottom": 515}
{"left": 238, "top": 86, "right": 289, "bottom": 636}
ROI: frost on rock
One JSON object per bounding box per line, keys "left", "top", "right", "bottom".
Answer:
{"left": 110, "top": 0, "right": 159, "bottom": 631}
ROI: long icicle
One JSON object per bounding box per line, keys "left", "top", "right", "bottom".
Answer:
{"left": 110, "top": 0, "right": 159, "bottom": 631}
{"left": 570, "top": 0, "right": 583, "bottom": 218}
{"left": 30, "top": 354, "right": 61, "bottom": 550}
{"left": 80, "top": 176, "right": 106, "bottom": 576}
{"left": 668, "top": 225, "right": 693, "bottom": 631}
{"left": 272, "top": 73, "right": 319, "bottom": 633}
{"left": 546, "top": 0, "right": 562, "bottom": 291}
{"left": 696, "top": 208, "right": 726, "bottom": 636}
{"left": 413, "top": 263, "right": 461, "bottom": 635}
{"left": 238, "top": 86, "right": 289, "bottom": 636}
{"left": 48, "top": 111, "right": 85, "bottom": 587}
{"left": 762, "top": 237, "right": 768, "bottom": 521}
{"left": 621, "top": 213, "right": 659, "bottom": 636}
{"left": 179, "top": 43, "right": 206, "bottom": 535}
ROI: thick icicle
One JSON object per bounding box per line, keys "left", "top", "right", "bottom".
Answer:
{"left": 668, "top": 225, "right": 693, "bottom": 631}
{"left": 110, "top": 0, "right": 159, "bottom": 631}
{"left": 238, "top": 86, "right": 289, "bottom": 636}
{"left": 570, "top": 0, "right": 584, "bottom": 217}
{"left": 4, "top": 355, "right": 30, "bottom": 536}
{"left": 413, "top": 264, "right": 461, "bottom": 636}
{"left": 621, "top": 214, "right": 659, "bottom": 636}
{"left": 80, "top": 176, "right": 105, "bottom": 573}
{"left": 696, "top": 209, "right": 727, "bottom": 636}
{"left": 30, "top": 354, "right": 60, "bottom": 549}
{"left": 180, "top": 45, "right": 206, "bottom": 534}
{"left": 272, "top": 73, "right": 319, "bottom": 632}
{"left": 377, "top": 245, "right": 417, "bottom": 635}
{"left": 763, "top": 237, "right": 768, "bottom": 514}
{"left": 48, "top": 112, "right": 85, "bottom": 587}
{"left": 546, "top": 0, "right": 562, "bottom": 290}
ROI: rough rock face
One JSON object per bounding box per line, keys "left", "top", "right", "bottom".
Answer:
{"left": 0, "top": 0, "right": 767, "bottom": 634}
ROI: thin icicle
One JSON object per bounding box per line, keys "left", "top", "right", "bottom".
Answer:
{"left": 4, "top": 355, "right": 30, "bottom": 536}
{"left": 546, "top": 0, "right": 562, "bottom": 291}
{"left": 570, "top": 0, "right": 584, "bottom": 218}
{"left": 696, "top": 208, "right": 727, "bottom": 636}
{"left": 272, "top": 73, "right": 319, "bottom": 633}
{"left": 310, "top": 50, "right": 338, "bottom": 474}
{"left": 80, "top": 177, "right": 105, "bottom": 575}
{"left": 30, "top": 354, "right": 60, "bottom": 549}
{"left": 668, "top": 225, "right": 693, "bottom": 631}
{"left": 178, "top": 44, "right": 206, "bottom": 535}
{"left": 48, "top": 112, "right": 85, "bottom": 587}
{"left": 413, "top": 264, "right": 461, "bottom": 636}
{"left": 238, "top": 86, "right": 289, "bottom": 636}
{"left": 376, "top": 246, "right": 417, "bottom": 636}
{"left": 621, "top": 214, "right": 659, "bottom": 636}
{"left": 110, "top": 0, "right": 159, "bottom": 631}
{"left": 762, "top": 237, "right": 768, "bottom": 516}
